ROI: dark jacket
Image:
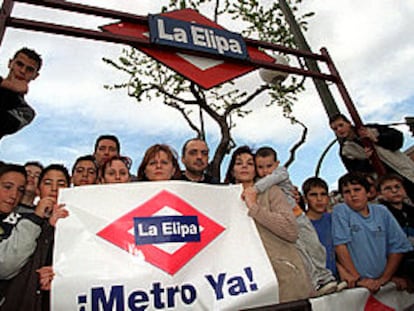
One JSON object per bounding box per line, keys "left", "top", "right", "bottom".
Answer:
{"left": 0, "top": 86, "right": 35, "bottom": 138}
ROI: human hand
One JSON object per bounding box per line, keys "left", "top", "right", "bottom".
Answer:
{"left": 358, "top": 127, "right": 378, "bottom": 142}
{"left": 242, "top": 187, "right": 257, "bottom": 210}
{"left": 36, "top": 266, "right": 54, "bottom": 291}
{"left": 35, "top": 197, "right": 56, "bottom": 218}
{"left": 1, "top": 77, "right": 29, "bottom": 94}
{"left": 364, "top": 146, "right": 374, "bottom": 159}
{"left": 358, "top": 278, "right": 382, "bottom": 294}
{"left": 49, "top": 203, "right": 69, "bottom": 227}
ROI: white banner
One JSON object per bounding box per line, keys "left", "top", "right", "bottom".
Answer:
{"left": 310, "top": 282, "right": 414, "bottom": 311}
{"left": 52, "top": 181, "right": 279, "bottom": 310}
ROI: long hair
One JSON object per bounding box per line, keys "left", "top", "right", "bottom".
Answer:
{"left": 137, "top": 144, "right": 182, "bottom": 181}
{"left": 224, "top": 145, "right": 254, "bottom": 184}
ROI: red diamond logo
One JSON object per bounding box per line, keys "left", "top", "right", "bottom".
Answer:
{"left": 97, "top": 190, "right": 225, "bottom": 275}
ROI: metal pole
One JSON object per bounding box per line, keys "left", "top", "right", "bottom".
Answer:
{"left": 321, "top": 48, "right": 386, "bottom": 175}
{"left": 278, "top": 0, "right": 340, "bottom": 117}
{"left": 0, "top": 0, "right": 14, "bottom": 46}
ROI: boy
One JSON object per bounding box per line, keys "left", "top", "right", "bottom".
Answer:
{"left": 0, "top": 163, "right": 50, "bottom": 305}
{"left": 378, "top": 174, "right": 414, "bottom": 284}
{"left": 377, "top": 174, "right": 414, "bottom": 243}
{"left": 254, "top": 146, "right": 338, "bottom": 296}
{"left": 71, "top": 155, "right": 98, "bottom": 187}
{"left": 0, "top": 48, "right": 42, "bottom": 139}
{"left": 16, "top": 161, "right": 43, "bottom": 213}
{"left": 303, "top": 177, "right": 339, "bottom": 280}
{"left": 332, "top": 172, "right": 412, "bottom": 293}
{"left": 2, "top": 164, "right": 69, "bottom": 310}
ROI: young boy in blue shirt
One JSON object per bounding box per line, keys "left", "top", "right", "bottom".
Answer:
{"left": 303, "top": 177, "right": 339, "bottom": 280}
{"left": 332, "top": 172, "right": 413, "bottom": 293}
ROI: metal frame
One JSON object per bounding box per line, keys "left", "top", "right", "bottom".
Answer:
{"left": 0, "top": 0, "right": 386, "bottom": 175}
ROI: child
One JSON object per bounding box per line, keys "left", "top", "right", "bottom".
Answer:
{"left": 0, "top": 164, "right": 49, "bottom": 305}
{"left": 2, "top": 164, "right": 69, "bottom": 310}
{"left": 332, "top": 172, "right": 413, "bottom": 293}
{"left": 378, "top": 174, "right": 414, "bottom": 285}
{"left": 254, "top": 146, "right": 338, "bottom": 296}
{"left": 377, "top": 174, "right": 414, "bottom": 243}
{"left": 303, "top": 177, "right": 340, "bottom": 281}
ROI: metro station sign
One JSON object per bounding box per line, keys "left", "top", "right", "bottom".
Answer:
{"left": 101, "top": 9, "right": 275, "bottom": 89}
{"left": 148, "top": 15, "right": 248, "bottom": 61}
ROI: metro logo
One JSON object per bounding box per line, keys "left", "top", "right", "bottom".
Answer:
{"left": 97, "top": 190, "right": 225, "bottom": 275}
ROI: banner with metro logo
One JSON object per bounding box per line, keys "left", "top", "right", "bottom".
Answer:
{"left": 51, "top": 182, "right": 279, "bottom": 310}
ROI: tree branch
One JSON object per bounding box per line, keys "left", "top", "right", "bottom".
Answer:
{"left": 283, "top": 119, "right": 308, "bottom": 168}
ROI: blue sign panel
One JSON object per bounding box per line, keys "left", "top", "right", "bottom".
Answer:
{"left": 148, "top": 14, "right": 248, "bottom": 60}
{"left": 134, "top": 215, "right": 200, "bottom": 245}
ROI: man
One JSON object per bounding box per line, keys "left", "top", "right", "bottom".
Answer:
{"left": 16, "top": 161, "right": 43, "bottom": 214}
{"left": 180, "top": 138, "right": 219, "bottom": 184}
{"left": 0, "top": 48, "right": 42, "bottom": 139}
{"left": 71, "top": 155, "right": 98, "bottom": 187}
{"left": 93, "top": 135, "right": 120, "bottom": 168}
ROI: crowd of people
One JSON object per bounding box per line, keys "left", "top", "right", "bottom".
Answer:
{"left": 1, "top": 48, "right": 414, "bottom": 310}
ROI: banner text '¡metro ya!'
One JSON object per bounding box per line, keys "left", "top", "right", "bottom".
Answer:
{"left": 148, "top": 15, "right": 248, "bottom": 60}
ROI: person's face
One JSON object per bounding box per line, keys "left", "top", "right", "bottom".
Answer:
{"left": 182, "top": 140, "right": 209, "bottom": 175}
{"left": 330, "top": 118, "right": 353, "bottom": 139}
{"left": 72, "top": 160, "right": 97, "bottom": 186}
{"left": 255, "top": 155, "right": 279, "bottom": 178}
{"left": 379, "top": 179, "right": 407, "bottom": 204}
{"left": 144, "top": 151, "right": 176, "bottom": 181}
{"left": 342, "top": 183, "right": 369, "bottom": 214}
{"left": 8, "top": 52, "right": 39, "bottom": 82}
{"left": 0, "top": 172, "right": 26, "bottom": 214}
{"left": 305, "top": 186, "right": 329, "bottom": 214}
{"left": 102, "top": 159, "right": 130, "bottom": 184}
{"left": 232, "top": 153, "right": 256, "bottom": 184}
{"left": 94, "top": 139, "right": 119, "bottom": 167}
{"left": 38, "top": 170, "right": 68, "bottom": 200}
{"left": 24, "top": 164, "right": 42, "bottom": 195}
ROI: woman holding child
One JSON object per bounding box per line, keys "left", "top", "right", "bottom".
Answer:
{"left": 224, "top": 146, "right": 312, "bottom": 302}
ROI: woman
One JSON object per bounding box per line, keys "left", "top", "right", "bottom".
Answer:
{"left": 224, "top": 146, "right": 312, "bottom": 302}
{"left": 329, "top": 113, "right": 414, "bottom": 202}
{"left": 137, "top": 144, "right": 181, "bottom": 181}
{"left": 100, "top": 156, "right": 132, "bottom": 184}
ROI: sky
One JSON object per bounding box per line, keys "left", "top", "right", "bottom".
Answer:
{"left": 0, "top": 0, "right": 413, "bottom": 190}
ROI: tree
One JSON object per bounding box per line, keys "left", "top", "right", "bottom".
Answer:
{"left": 103, "top": 0, "right": 314, "bottom": 179}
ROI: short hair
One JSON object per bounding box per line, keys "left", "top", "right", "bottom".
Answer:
{"left": 0, "top": 163, "right": 27, "bottom": 179}
{"left": 224, "top": 145, "right": 254, "bottom": 184}
{"left": 94, "top": 135, "right": 120, "bottom": 153}
{"left": 181, "top": 138, "right": 208, "bottom": 158}
{"left": 338, "top": 172, "right": 370, "bottom": 194}
{"left": 14, "top": 47, "right": 42, "bottom": 71}
{"left": 39, "top": 164, "right": 70, "bottom": 186}
{"left": 329, "top": 113, "right": 351, "bottom": 125}
{"left": 376, "top": 173, "right": 404, "bottom": 191}
{"left": 71, "top": 155, "right": 97, "bottom": 175}
{"left": 255, "top": 146, "right": 277, "bottom": 162}
{"left": 100, "top": 155, "right": 131, "bottom": 178}
{"left": 137, "top": 144, "right": 181, "bottom": 181}
{"left": 302, "top": 177, "right": 329, "bottom": 196}
{"left": 24, "top": 161, "right": 44, "bottom": 171}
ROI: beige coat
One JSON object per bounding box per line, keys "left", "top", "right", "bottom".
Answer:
{"left": 250, "top": 185, "right": 312, "bottom": 302}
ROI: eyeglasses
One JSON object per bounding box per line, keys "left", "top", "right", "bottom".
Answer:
{"left": 381, "top": 184, "right": 403, "bottom": 192}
